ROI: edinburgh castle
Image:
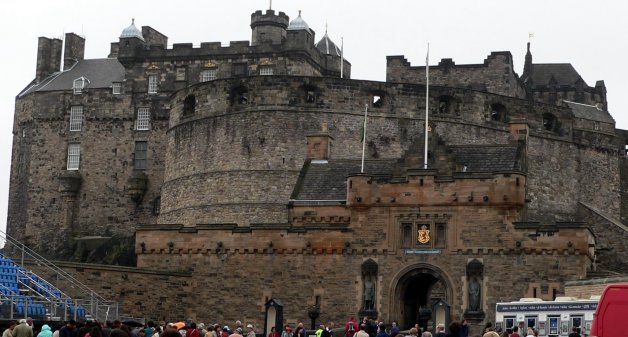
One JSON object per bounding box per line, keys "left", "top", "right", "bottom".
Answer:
{"left": 7, "top": 6, "right": 628, "bottom": 332}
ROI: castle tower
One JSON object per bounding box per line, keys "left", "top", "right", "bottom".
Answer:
{"left": 250, "top": 9, "right": 289, "bottom": 45}
{"left": 117, "top": 19, "right": 146, "bottom": 61}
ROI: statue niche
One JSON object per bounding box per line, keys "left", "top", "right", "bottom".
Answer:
{"left": 360, "top": 259, "right": 378, "bottom": 318}
{"left": 464, "top": 259, "right": 485, "bottom": 320}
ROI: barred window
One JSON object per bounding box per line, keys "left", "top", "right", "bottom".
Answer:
{"left": 67, "top": 144, "right": 80, "bottom": 170}
{"left": 259, "top": 65, "right": 274, "bottom": 76}
{"left": 69, "top": 106, "right": 83, "bottom": 131}
{"left": 134, "top": 141, "right": 148, "bottom": 170}
{"left": 135, "top": 108, "right": 151, "bottom": 131}
{"left": 200, "top": 69, "right": 217, "bottom": 82}
{"left": 148, "top": 75, "right": 158, "bottom": 94}
{"left": 73, "top": 77, "right": 85, "bottom": 94}
{"left": 112, "top": 82, "right": 121, "bottom": 95}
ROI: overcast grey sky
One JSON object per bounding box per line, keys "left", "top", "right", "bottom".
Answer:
{"left": 1, "top": 0, "right": 626, "bottom": 236}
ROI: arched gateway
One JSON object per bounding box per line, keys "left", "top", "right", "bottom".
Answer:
{"left": 389, "top": 264, "right": 454, "bottom": 331}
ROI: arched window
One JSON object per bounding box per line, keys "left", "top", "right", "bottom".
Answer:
{"left": 490, "top": 103, "right": 507, "bottom": 122}
{"left": 302, "top": 84, "right": 319, "bottom": 103}
{"left": 438, "top": 95, "right": 455, "bottom": 114}
{"left": 183, "top": 95, "right": 196, "bottom": 116}
{"left": 371, "top": 91, "right": 385, "bottom": 108}
{"left": 542, "top": 113, "right": 558, "bottom": 132}
{"left": 231, "top": 86, "right": 249, "bottom": 105}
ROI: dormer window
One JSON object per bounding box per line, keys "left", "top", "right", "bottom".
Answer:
{"left": 112, "top": 82, "right": 121, "bottom": 95}
{"left": 73, "top": 77, "right": 86, "bottom": 94}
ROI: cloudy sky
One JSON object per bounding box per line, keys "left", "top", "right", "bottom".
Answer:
{"left": 0, "top": 0, "right": 626, "bottom": 235}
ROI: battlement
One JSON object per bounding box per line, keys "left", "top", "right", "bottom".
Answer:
{"left": 250, "top": 9, "right": 289, "bottom": 27}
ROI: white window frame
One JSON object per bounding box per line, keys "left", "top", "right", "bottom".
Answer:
{"left": 67, "top": 144, "right": 80, "bottom": 170}
{"left": 148, "top": 75, "right": 158, "bottom": 94}
{"left": 73, "top": 77, "right": 85, "bottom": 94}
{"left": 259, "top": 65, "right": 274, "bottom": 76}
{"left": 69, "top": 106, "right": 83, "bottom": 132}
{"left": 112, "top": 82, "right": 121, "bottom": 95}
{"left": 135, "top": 108, "right": 151, "bottom": 131}
{"left": 200, "top": 69, "right": 217, "bottom": 82}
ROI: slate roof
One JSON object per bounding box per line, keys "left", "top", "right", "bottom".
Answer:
{"left": 530, "top": 63, "right": 585, "bottom": 87}
{"left": 564, "top": 100, "right": 615, "bottom": 124}
{"left": 19, "top": 58, "right": 125, "bottom": 97}
{"left": 315, "top": 32, "right": 341, "bottom": 56}
{"left": 449, "top": 145, "right": 520, "bottom": 172}
{"left": 292, "top": 145, "right": 521, "bottom": 202}
{"left": 291, "top": 159, "right": 396, "bottom": 201}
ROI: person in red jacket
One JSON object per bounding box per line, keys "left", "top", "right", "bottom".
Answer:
{"left": 187, "top": 324, "right": 200, "bottom": 337}
{"left": 345, "top": 318, "right": 358, "bottom": 337}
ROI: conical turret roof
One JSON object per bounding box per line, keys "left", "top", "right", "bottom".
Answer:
{"left": 316, "top": 30, "right": 341, "bottom": 56}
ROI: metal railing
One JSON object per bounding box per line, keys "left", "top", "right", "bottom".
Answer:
{"left": 0, "top": 230, "right": 119, "bottom": 322}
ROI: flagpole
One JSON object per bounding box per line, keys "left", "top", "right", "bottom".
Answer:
{"left": 361, "top": 103, "right": 368, "bottom": 173}
{"left": 340, "top": 37, "right": 344, "bottom": 78}
{"left": 424, "top": 43, "right": 429, "bottom": 169}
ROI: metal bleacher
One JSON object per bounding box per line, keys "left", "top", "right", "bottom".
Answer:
{"left": 0, "top": 231, "right": 118, "bottom": 322}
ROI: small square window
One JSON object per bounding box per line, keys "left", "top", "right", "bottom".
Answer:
{"left": 67, "top": 144, "right": 80, "bottom": 170}
{"left": 69, "top": 106, "right": 83, "bottom": 132}
{"left": 200, "top": 69, "right": 217, "bottom": 82}
{"left": 134, "top": 141, "right": 148, "bottom": 170}
{"left": 135, "top": 108, "right": 151, "bottom": 131}
{"left": 73, "top": 78, "right": 85, "bottom": 94}
{"left": 148, "top": 75, "right": 158, "bottom": 94}
{"left": 112, "top": 83, "right": 121, "bottom": 95}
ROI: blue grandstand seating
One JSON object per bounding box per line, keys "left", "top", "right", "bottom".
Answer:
{"left": 0, "top": 254, "right": 87, "bottom": 319}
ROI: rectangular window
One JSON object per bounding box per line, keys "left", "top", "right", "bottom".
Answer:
{"left": 148, "top": 75, "right": 158, "bottom": 94}
{"left": 134, "top": 141, "right": 148, "bottom": 170}
{"left": 200, "top": 69, "right": 217, "bottom": 82}
{"left": 175, "top": 67, "right": 186, "bottom": 81}
{"left": 67, "top": 144, "right": 80, "bottom": 170}
{"left": 259, "top": 65, "right": 274, "bottom": 76}
{"left": 233, "top": 63, "right": 247, "bottom": 77}
{"left": 112, "top": 82, "right": 121, "bottom": 95}
{"left": 73, "top": 78, "right": 85, "bottom": 94}
{"left": 135, "top": 108, "right": 151, "bottom": 131}
{"left": 69, "top": 106, "right": 83, "bottom": 131}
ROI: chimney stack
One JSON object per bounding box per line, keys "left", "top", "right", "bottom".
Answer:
{"left": 63, "top": 33, "right": 85, "bottom": 70}
{"left": 35, "top": 37, "right": 62, "bottom": 82}
{"left": 306, "top": 123, "right": 333, "bottom": 160}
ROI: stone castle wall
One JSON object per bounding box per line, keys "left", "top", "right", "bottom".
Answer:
{"left": 386, "top": 53, "right": 527, "bottom": 98}
{"left": 159, "top": 75, "right": 621, "bottom": 227}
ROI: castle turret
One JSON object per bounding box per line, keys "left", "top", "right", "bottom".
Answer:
{"left": 35, "top": 36, "right": 62, "bottom": 82}
{"left": 117, "top": 19, "right": 146, "bottom": 62}
{"left": 250, "top": 9, "right": 289, "bottom": 45}
{"left": 63, "top": 33, "right": 85, "bottom": 70}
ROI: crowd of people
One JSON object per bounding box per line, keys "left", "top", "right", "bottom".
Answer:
{"left": 0, "top": 316, "right": 579, "bottom": 337}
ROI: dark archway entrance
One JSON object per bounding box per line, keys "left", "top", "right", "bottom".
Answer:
{"left": 391, "top": 264, "right": 452, "bottom": 331}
